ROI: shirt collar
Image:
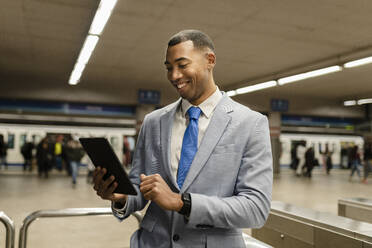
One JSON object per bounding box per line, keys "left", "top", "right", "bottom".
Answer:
{"left": 181, "top": 86, "right": 222, "bottom": 119}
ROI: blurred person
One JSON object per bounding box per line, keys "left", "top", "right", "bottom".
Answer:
{"left": 340, "top": 143, "right": 348, "bottom": 169}
{"left": 65, "top": 139, "right": 85, "bottom": 185}
{"left": 122, "top": 136, "right": 131, "bottom": 169}
{"left": 0, "top": 134, "right": 8, "bottom": 169}
{"left": 319, "top": 143, "right": 327, "bottom": 170}
{"left": 362, "top": 143, "right": 372, "bottom": 184}
{"left": 326, "top": 150, "right": 333, "bottom": 175}
{"left": 54, "top": 134, "right": 64, "bottom": 171}
{"left": 296, "top": 141, "right": 306, "bottom": 176}
{"left": 349, "top": 145, "right": 362, "bottom": 182}
{"left": 319, "top": 143, "right": 333, "bottom": 172}
{"left": 21, "top": 139, "right": 34, "bottom": 171}
{"left": 289, "top": 144, "right": 299, "bottom": 171}
{"left": 304, "top": 147, "right": 315, "bottom": 178}
{"left": 93, "top": 30, "right": 273, "bottom": 247}
{"left": 347, "top": 144, "right": 353, "bottom": 169}
{"left": 36, "top": 138, "right": 51, "bottom": 178}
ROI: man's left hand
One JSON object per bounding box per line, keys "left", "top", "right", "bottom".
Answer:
{"left": 140, "top": 174, "right": 183, "bottom": 211}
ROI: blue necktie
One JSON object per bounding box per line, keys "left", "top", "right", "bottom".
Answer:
{"left": 177, "top": 106, "right": 202, "bottom": 188}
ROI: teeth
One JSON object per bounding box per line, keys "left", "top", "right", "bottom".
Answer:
{"left": 177, "top": 83, "right": 186, "bottom": 89}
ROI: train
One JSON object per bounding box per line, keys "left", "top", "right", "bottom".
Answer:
{"left": 0, "top": 123, "right": 365, "bottom": 168}
{"left": 0, "top": 123, "right": 136, "bottom": 165}
{"left": 280, "top": 133, "right": 364, "bottom": 168}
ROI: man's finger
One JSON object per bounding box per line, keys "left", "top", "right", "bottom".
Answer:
{"left": 106, "top": 182, "right": 118, "bottom": 197}
{"left": 143, "top": 190, "right": 153, "bottom": 201}
{"left": 93, "top": 167, "right": 105, "bottom": 185}
{"left": 92, "top": 167, "right": 100, "bottom": 179}
{"left": 95, "top": 169, "right": 108, "bottom": 188}
{"left": 102, "top": 175, "right": 115, "bottom": 190}
{"left": 140, "top": 183, "right": 154, "bottom": 194}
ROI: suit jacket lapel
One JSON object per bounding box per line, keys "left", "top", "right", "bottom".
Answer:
{"left": 160, "top": 99, "right": 181, "bottom": 189}
{"left": 181, "top": 95, "right": 233, "bottom": 192}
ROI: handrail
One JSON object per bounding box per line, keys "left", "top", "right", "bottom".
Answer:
{"left": 0, "top": 211, "right": 15, "bottom": 248}
{"left": 18, "top": 207, "right": 142, "bottom": 248}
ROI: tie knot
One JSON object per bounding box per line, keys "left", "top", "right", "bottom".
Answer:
{"left": 187, "top": 106, "right": 201, "bottom": 120}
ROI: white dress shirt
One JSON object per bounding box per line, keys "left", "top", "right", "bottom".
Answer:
{"left": 170, "top": 87, "right": 222, "bottom": 182}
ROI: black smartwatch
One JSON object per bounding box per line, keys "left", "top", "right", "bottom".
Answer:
{"left": 178, "top": 193, "right": 191, "bottom": 217}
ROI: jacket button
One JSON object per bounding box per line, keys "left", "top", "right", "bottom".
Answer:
{"left": 173, "top": 234, "right": 180, "bottom": 241}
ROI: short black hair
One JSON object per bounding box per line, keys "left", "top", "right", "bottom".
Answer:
{"left": 168, "top": 30, "right": 215, "bottom": 52}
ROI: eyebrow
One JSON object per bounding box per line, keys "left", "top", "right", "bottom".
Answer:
{"left": 164, "top": 57, "right": 190, "bottom": 65}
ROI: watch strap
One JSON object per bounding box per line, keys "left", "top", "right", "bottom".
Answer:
{"left": 178, "top": 193, "right": 191, "bottom": 217}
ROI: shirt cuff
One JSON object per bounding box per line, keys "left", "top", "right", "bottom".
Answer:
{"left": 111, "top": 200, "right": 128, "bottom": 219}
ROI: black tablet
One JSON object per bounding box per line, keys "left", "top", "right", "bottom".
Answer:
{"left": 79, "top": 137, "right": 137, "bottom": 195}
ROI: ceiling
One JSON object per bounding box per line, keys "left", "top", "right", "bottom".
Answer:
{"left": 1, "top": 0, "right": 372, "bottom": 112}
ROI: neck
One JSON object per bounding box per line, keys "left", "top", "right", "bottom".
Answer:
{"left": 191, "top": 83, "right": 217, "bottom": 106}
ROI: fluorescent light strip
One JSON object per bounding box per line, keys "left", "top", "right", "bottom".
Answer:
{"left": 89, "top": 0, "right": 118, "bottom": 35}
{"left": 68, "top": 0, "right": 118, "bottom": 85}
{"left": 69, "top": 63, "right": 86, "bottom": 85}
{"left": 228, "top": 55, "right": 372, "bottom": 95}
{"left": 236, "top": 80, "right": 277, "bottom": 95}
{"left": 357, "top": 98, "right": 372, "bottom": 105}
{"left": 343, "top": 100, "right": 356, "bottom": 106}
{"left": 344, "top": 56, "right": 372, "bottom": 68}
{"left": 77, "top": 35, "right": 99, "bottom": 65}
{"left": 278, "top": 65, "right": 342, "bottom": 85}
{"left": 68, "top": 34, "right": 98, "bottom": 85}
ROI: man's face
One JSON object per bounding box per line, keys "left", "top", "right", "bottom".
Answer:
{"left": 165, "top": 40, "right": 211, "bottom": 105}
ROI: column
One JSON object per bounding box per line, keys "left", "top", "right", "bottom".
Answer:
{"left": 136, "top": 104, "right": 156, "bottom": 135}
{"left": 268, "top": 112, "right": 281, "bottom": 175}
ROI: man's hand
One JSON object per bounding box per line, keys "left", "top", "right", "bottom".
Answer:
{"left": 93, "top": 167, "right": 128, "bottom": 205}
{"left": 140, "top": 174, "right": 183, "bottom": 211}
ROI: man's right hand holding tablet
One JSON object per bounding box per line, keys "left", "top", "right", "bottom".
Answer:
{"left": 93, "top": 166, "right": 128, "bottom": 206}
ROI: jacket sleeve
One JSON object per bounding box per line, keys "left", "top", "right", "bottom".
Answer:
{"left": 188, "top": 115, "right": 273, "bottom": 229}
{"left": 112, "top": 116, "right": 149, "bottom": 221}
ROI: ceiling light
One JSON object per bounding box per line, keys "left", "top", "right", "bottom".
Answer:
{"left": 227, "top": 90, "right": 237, "bottom": 97}
{"left": 344, "top": 56, "right": 372, "bottom": 68}
{"left": 236, "top": 81, "right": 277, "bottom": 95}
{"left": 77, "top": 35, "right": 99, "bottom": 65}
{"left": 278, "top": 65, "right": 342, "bottom": 85}
{"left": 69, "top": 63, "right": 86, "bottom": 85}
{"left": 343, "top": 100, "right": 356, "bottom": 106}
{"left": 89, "top": 0, "right": 118, "bottom": 35}
{"left": 357, "top": 98, "right": 372, "bottom": 105}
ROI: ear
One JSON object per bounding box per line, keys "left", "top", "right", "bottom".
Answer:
{"left": 205, "top": 52, "right": 216, "bottom": 71}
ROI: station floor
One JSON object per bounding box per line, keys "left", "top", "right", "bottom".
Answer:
{"left": 0, "top": 166, "right": 371, "bottom": 248}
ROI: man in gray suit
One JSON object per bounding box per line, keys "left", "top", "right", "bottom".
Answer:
{"left": 93, "top": 30, "right": 273, "bottom": 247}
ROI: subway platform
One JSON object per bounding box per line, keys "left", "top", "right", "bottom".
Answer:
{"left": 1, "top": 167, "right": 370, "bottom": 247}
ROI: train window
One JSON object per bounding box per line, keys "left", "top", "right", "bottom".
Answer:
{"left": 20, "top": 134, "right": 27, "bottom": 149}
{"left": 7, "top": 133, "right": 15, "bottom": 149}
{"left": 110, "top": 136, "right": 119, "bottom": 149}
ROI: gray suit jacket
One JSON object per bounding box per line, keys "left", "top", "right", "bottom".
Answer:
{"left": 114, "top": 93, "right": 273, "bottom": 248}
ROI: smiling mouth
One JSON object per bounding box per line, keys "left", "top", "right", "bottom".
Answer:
{"left": 174, "top": 81, "right": 189, "bottom": 90}
{"left": 177, "top": 83, "right": 187, "bottom": 89}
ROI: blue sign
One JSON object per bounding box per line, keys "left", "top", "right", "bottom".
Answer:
{"left": 281, "top": 115, "right": 362, "bottom": 128}
{"left": 138, "top": 90, "right": 161, "bottom": 104}
{"left": 0, "top": 99, "right": 135, "bottom": 117}
{"left": 271, "top": 99, "right": 289, "bottom": 112}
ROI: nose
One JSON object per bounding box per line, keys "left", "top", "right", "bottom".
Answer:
{"left": 168, "top": 68, "right": 182, "bottom": 82}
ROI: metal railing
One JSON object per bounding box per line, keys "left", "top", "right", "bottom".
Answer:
{"left": 18, "top": 207, "right": 142, "bottom": 248}
{"left": 0, "top": 211, "right": 15, "bottom": 248}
